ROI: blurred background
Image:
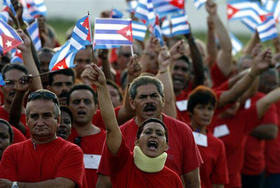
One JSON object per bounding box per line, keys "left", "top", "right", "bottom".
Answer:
{"left": 40, "top": 0, "right": 252, "bottom": 44}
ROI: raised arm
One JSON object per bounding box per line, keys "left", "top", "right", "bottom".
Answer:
{"left": 206, "top": 15, "right": 217, "bottom": 68}
{"left": 206, "top": 0, "right": 232, "bottom": 77}
{"left": 116, "top": 56, "right": 141, "bottom": 125}
{"left": 242, "top": 32, "right": 260, "bottom": 55}
{"left": 185, "top": 31, "right": 205, "bottom": 88}
{"left": 17, "top": 30, "right": 42, "bottom": 91}
{"left": 218, "top": 46, "right": 272, "bottom": 108}
{"left": 98, "top": 49, "right": 114, "bottom": 81}
{"left": 89, "top": 64, "right": 122, "bottom": 155}
{"left": 156, "top": 46, "right": 176, "bottom": 118}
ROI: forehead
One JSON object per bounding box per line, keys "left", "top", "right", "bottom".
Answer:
{"left": 53, "top": 74, "right": 73, "bottom": 83}
{"left": 5, "top": 69, "right": 26, "bottom": 80}
{"left": 70, "top": 89, "right": 94, "bottom": 100}
{"left": 173, "top": 59, "right": 189, "bottom": 68}
{"left": 136, "top": 84, "right": 159, "bottom": 96}
{"left": 27, "top": 99, "right": 55, "bottom": 114}
{"left": 143, "top": 122, "right": 165, "bottom": 132}
{"left": 61, "top": 111, "right": 71, "bottom": 119}
{"left": 0, "top": 124, "right": 9, "bottom": 133}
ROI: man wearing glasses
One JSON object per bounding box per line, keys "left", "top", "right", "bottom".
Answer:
{"left": 0, "top": 89, "right": 86, "bottom": 188}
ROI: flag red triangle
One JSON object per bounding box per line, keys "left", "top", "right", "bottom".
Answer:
{"left": 82, "top": 16, "right": 91, "bottom": 42}
{"left": 51, "top": 59, "right": 68, "bottom": 71}
{"left": 1, "top": 34, "right": 22, "bottom": 54}
{"left": 117, "top": 24, "right": 133, "bottom": 42}
{"left": 227, "top": 4, "right": 239, "bottom": 20}
{"left": 170, "top": 0, "right": 184, "bottom": 9}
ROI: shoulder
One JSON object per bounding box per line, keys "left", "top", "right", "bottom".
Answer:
{"left": 163, "top": 114, "right": 192, "bottom": 133}
{"left": 55, "top": 138, "right": 83, "bottom": 155}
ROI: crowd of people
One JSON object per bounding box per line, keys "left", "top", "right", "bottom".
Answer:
{"left": 0, "top": 0, "right": 280, "bottom": 187}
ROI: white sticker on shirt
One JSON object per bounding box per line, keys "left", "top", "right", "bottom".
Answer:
{"left": 83, "top": 154, "right": 101, "bottom": 169}
{"left": 244, "top": 99, "right": 251, "bottom": 109}
{"left": 193, "top": 132, "right": 208, "bottom": 147}
{"left": 213, "top": 124, "right": 230, "bottom": 138}
{"left": 176, "top": 100, "right": 188, "bottom": 111}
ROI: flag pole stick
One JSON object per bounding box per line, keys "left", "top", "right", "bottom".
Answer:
{"left": 130, "top": 45, "right": 134, "bottom": 56}
{"left": 88, "top": 11, "right": 95, "bottom": 63}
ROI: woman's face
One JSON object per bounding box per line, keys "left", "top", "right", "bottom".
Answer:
{"left": 191, "top": 103, "right": 215, "bottom": 128}
{"left": 136, "top": 122, "right": 168, "bottom": 158}
{"left": 0, "top": 124, "right": 11, "bottom": 160}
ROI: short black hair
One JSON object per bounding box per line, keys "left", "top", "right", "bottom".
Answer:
{"left": 48, "top": 68, "right": 75, "bottom": 86}
{"left": 175, "top": 55, "right": 191, "bottom": 67}
{"left": 187, "top": 86, "right": 217, "bottom": 113}
{"left": 67, "top": 84, "right": 97, "bottom": 105}
{"left": 0, "top": 118, "right": 14, "bottom": 143}
{"left": 1, "top": 63, "right": 28, "bottom": 80}
{"left": 60, "top": 106, "right": 73, "bottom": 123}
{"left": 136, "top": 118, "right": 168, "bottom": 143}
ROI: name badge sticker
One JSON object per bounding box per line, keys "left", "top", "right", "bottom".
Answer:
{"left": 83, "top": 154, "right": 101, "bottom": 169}
{"left": 176, "top": 100, "right": 188, "bottom": 111}
{"left": 193, "top": 132, "right": 208, "bottom": 147}
{"left": 213, "top": 124, "right": 230, "bottom": 138}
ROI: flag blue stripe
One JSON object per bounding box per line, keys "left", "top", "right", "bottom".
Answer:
{"left": 173, "top": 30, "right": 190, "bottom": 36}
{"left": 260, "top": 33, "right": 278, "bottom": 42}
{"left": 95, "top": 30, "right": 119, "bottom": 34}
{"left": 95, "top": 19, "right": 131, "bottom": 25}
{"left": 259, "top": 24, "right": 276, "bottom": 34}
{"left": 95, "top": 40, "right": 132, "bottom": 45}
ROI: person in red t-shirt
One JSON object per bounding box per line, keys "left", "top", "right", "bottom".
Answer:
{"left": 97, "top": 75, "right": 202, "bottom": 187}
{"left": 90, "top": 64, "right": 183, "bottom": 187}
{"left": 0, "top": 119, "right": 14, "bottom": 160}
{"left": 0, "top": 89, "right": 86, "bottom": 188}
{"left": 67, "top": 84, "right": 106, "bottom": 188}
{"left": 187, "top": 86, "right": 229, "bottom": 188}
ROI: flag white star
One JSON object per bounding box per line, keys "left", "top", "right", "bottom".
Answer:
{"left": 5, "top": 40, "right": 12, "bottom": 47}
{"left": 126, "top": 30, "right": 131, "bottom": 36}
{"left": 58, "top": 65, "right": 64, "bottom": 69}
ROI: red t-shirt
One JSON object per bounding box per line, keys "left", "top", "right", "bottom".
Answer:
{"left": 11, "top": 126, "right": 26, "bottom": 143}
{"left": 242, "top": 92, "right": 278, "bottom": 175}
{"left": 265, "top": 100, "right": 280, "bottom": 174}
{"left": 0, "top": 138, "right": 86, "bottom": 188}
{"left": 209, "top": 104, "right": 262, "bottom": 188}
{"left": 98, "top": 114, "right": 203, "bottom": 176}
{"left": 107, "top": 136, "right": 183, "bottom": 188}
{"left": 68, "top": 129, "right": 106, "bottom": 188}
{"left": 198, "top": 132, "right": 229, "bottom": 188}
{"left": 0, "top": 106, "right": 30, "bottom": 138}
{"left": 211, "top": 62, "right": 228, "bottom": 89}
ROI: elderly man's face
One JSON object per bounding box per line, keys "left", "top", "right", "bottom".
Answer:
{"left": 130, "top": 84, "right": 164, "bottom": 122}
{"left": 26, "top": 99, "right": 59, "bottom": 144}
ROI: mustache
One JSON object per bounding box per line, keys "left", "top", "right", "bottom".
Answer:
{"left": 143, "top": 103, "right": 156, "bottom": 112}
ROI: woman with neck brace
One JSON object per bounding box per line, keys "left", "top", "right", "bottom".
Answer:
{"left": 89, "top": 63, "right": 183, "bottom": 187}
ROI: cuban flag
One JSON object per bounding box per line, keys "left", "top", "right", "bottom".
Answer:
{"left": 273, "top": 0, "right": 280, "bottom": 23}
{"left": 241, "top": 17, "right": 258, "bottom": 32}
{"left": 111, "top": 8, "right": 123, "bottom": 18}
{"left": 127, "top": 0, "right": 138, "bottom": 13}
{"left": 0, "top": 11, "right": 9, "bottom": 23}
{"left": 135, "top": 0, "right": 156, "bottom": 25}
{"left": 161, "top": 18, "right": 172, "bottom": 37}
{"left": 171, "top": 13, "right": 190, "bottom": 36}
{"left": 153, "top": 0, "right": 183, "bottom": 18}
{"left": 0, "top": 19, "right": 23, "bottom": 54}
{"left": 27, "top": 20, "right": 41, "bottom": 51}
{"left": 3, "top": 0, "right": 17, "bottom": 17}
{"left": 193, "top": 0, "right": 206, "bottom": 9}
{"left": 49, "top": 41, "right": 77, "bottom": 71}
{"left": 0, "top": 73, "right": 5, "bottom": 86}
{"left": 229, "top": 32, "right": 243, "bottom": 55}
{"left": 261, "top": 0, "right": 274, "bottom": 12}
{"left": 227, "top": 0, "right": 268, "bottom": 24}
{"left": 69, "top": 15, "right": 91, "bottom": 51}
{"left": 10, "top": 48, "right": 23, "bottom": 63}
{"left": 24, "top": 0, "right": 47, "bottom": 18}
{"left": 94, "top": 18, "right": 133, "bottom": 46}
{"left": 257, "top": 15, "right": 278, "bottom": 42}
{"left": 132, "top": 21, "right": 147, "bottom": 41}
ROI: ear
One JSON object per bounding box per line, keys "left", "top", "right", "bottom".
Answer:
{"left": 130, "top": 98, "right": 136, "bottom": 110}
{"left": 135, "top": 139, "right": 139, "bottom": 146}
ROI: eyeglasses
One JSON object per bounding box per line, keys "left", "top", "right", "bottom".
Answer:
{"left": 27, "top": 90, "right": 59, "bottom": 105}
{"left": 4, "top": 75, "right": 31, "bottom": 87}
